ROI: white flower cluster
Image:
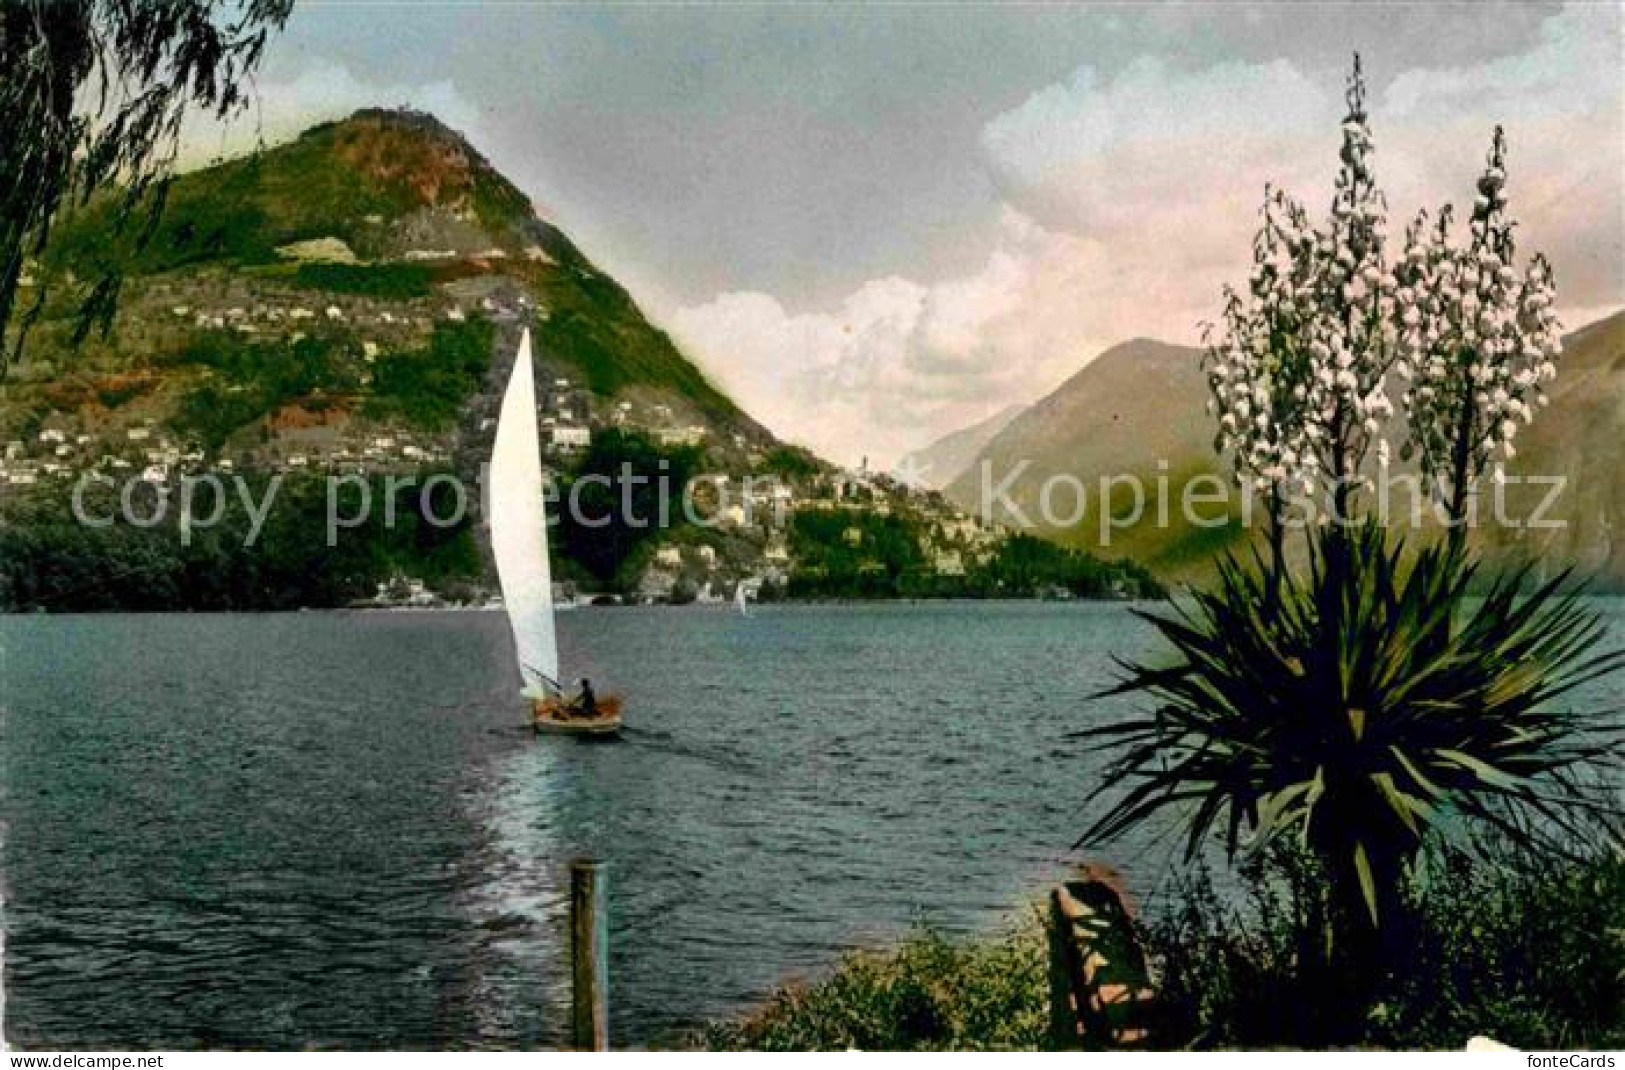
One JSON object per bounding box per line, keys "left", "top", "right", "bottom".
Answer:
{"left": 1204, "top": 189, "right": 1321, "bottom": 496}
{"left": 1205, "top": 66, "right": 1562, "bottom": 520}
{"left": 1205, "top": 59, "right": 1400, "bottom": 501}
{"left": 1394, "top": 126, "right": 1564, "bottom": 495}
{"left": 1307, "top": 71, "right": 1398, "bottom": 483}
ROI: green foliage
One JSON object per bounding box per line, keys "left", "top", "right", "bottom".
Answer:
{"left": 29, "top": 104, "right": 752, "bottom": 464}
{"left": 144, "top": 317, "right": 488, "bottom": 446}
{"left": 783, "top": 518, "right": 1161, "bottom": 601}
{"left": 0, "top": 0, "right": 293, "bottom": 367}
{"left": 1145, "top": 847, "right": 1625, "bottom": 1050}
{"left": 980, "top": 533, "right": 1160, "bottom": 598}
{"left": 1080, "top": 522, "right": 1623, "bottom": 1039}
{"left": 1144, "top": 847, "right": 1329, "bottom": 1047}
{"left": 290, "top": 262, "right": 436, "bottom": 299}
{"left": 1084, "top": 524, "right": 1622, "bottom": 894}
{"left": 163, "top": 332, "right": 352, "bottom": 450}
{"left": 762, "top": 445, "right": 822, "bottom": 481}
{"left": 698, "top": 920, "right": 1050, "bottom": 1051}
{"left": 695, "top": 847, "right": 1624, "bottom": 1051}
{"left": 47, "top": 115, "right": 447, "bottom": 278}
{"left": 46, "top": 180, "right": 278, "bottom": 277}
{"left": 174, "top": 330, "right": 349, "bottom": 392}
{"left": 173, "top": 382, "right": 271, "bottom": 452}
{"left": 363, "top": 318, "right": 493, "bottom": 429}
{"left": 0, "top": 472, "right": 482, "bottom": 612}
{"left": 787, "top": 507, "right": 924, "bottom": 597}
{"left": 1384, "top": 848, "right": 1625, "bottom": 1048}
{"left": 34, "top": 107, "right": 539, "bottom": 327}
{"left": 556, "top": 428, "right": 703, "bottom": 583}
{"left": 534, "top": 267, "right": 741, "bottom": 423}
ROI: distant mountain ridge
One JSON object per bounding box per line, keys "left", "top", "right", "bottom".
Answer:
{"left": 943, "top": 337, "right": 1220, "bottom": 574}
{"left": 897, "top": 404, "right": 1023, "bottom": 489}
{"left": 940, "top": 313, "right": 1625, "bottom": 588}
{"left": 1484, "top": 310, "right": 1625, "bottom": 585}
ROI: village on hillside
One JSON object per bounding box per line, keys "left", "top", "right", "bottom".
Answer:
{"left": 0, "top": 108, "right": 1160, "bottom": 613}
{"left": 0, "top": 247, "right": 1037, "bottom": 608}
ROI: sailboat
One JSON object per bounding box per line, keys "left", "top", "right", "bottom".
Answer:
{"left": 735, "top": 580, "right": 751, "bottom": 617}
{"left": 489, "top": 328, "right": 623, "bottom": 736}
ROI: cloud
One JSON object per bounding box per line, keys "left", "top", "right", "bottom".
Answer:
{"left": 1383, "top": 3, "right": 1620, "bottom": 123}
{"left": 179, "top": 61, "right": 485, "bottom": 167}
{"left": 673, "top": 54, "right": 1349, "bottom": 467}
{"left": 672, "top": 212, "right": 1121, "bottom": 466}
{"left": 981, "top": 56, "right": 1335, "bottom": 244}
{"left": 1376, "top": 2, "right": 1623, "bottom": 314}
{"left": 666, "top": 6, "right": 1624, "bottom": 467}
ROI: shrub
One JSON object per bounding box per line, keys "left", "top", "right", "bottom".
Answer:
{"left": 697, "top": 920, "right": 1049, "bottom": 1051}
{"left": 291, "top": 262, "right": 435, "bottom": 299}
{"left": 363, "top": 317, "right": 492, "bottom": 429}
{"left": 1381, "top": 847, "right": 1625, "bottom": 1049}
{"left": 696, "top": 848, "right": 1624, "bottom": 1051}
{"left": 1079, "top": 523, "right": 1623, "bottom": 1040}
{"left": 1143, "top": 847, "right": 1625, "bottom": 1050}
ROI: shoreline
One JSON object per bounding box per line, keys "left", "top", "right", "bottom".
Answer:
{"left": 13, "top": 588, "right": 1625, "bottom": 616}
{"left": 0, "top": 595, "right": 1173, "bottom": 617}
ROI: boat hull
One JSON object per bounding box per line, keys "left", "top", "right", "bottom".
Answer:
{"left": 531, "top": 694, "right": 624, "bottom": 736}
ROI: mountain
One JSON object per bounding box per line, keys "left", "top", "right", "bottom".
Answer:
{"left": 943, "top": 313, "right": 1625, "bottom": 589}
{"left": 944, "top": 337, "right": 1226, "bottom": 577}
{"left": 1, "top": 108, "right": 770, "bottom": 468}
{"left": 897, "top": 404, "right": 1023, "bottom": 490}
{"left": 1482, "top": 310, "right": 1625, "bottom": 585}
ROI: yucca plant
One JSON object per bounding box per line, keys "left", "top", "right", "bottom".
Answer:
{"left": 1098, "top": 55, "right": 1622, "bottom": 1045}
{"left": 1078, "top": 523, "right": 1623, "bottom": 1039}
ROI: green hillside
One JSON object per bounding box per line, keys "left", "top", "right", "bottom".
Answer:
{"left": 944, "top": 337, "right": 1235, "bottom": 582}
{"left": 13, "top": 108, "right": 752, "bottom": 438}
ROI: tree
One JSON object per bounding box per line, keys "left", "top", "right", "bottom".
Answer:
{"left": 556, "top": 429, "right": 703, "bottom": 583}
{"left": 0, "top": 0, "right": 293, "bottom": 370}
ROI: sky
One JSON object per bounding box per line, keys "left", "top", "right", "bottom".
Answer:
{"left": 188, "top": 1, "right": 1625, "bottom": 467}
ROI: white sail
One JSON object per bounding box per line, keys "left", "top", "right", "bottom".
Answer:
{"left": 489, "top": 329, "right": 558, "bottom": 697}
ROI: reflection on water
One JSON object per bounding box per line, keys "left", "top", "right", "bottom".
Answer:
{"left": 4, "top": 602, "right": 1622, "bottom": 1048}
{"left": 462, "top": 733, "right": 573, "bottom": 1043}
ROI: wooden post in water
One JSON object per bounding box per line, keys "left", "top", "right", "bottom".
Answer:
{"left": 570, "top": 858, "right": 609, "bottom": 1050}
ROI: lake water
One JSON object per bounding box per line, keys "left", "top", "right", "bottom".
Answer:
{"left": 3, "top": 601, "right": 1622, "bottom": 1049}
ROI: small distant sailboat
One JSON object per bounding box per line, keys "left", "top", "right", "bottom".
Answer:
{"left": 735, "top": 580, "right": 751, "bottom": 617}
{"left": 489, "top": 329, "right": 622, "bottom": 736}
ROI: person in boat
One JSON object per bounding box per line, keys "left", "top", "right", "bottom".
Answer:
{"left": 573, "top": 677, "right": 598, "bottom": 718}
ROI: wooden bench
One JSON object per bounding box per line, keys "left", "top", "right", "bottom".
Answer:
{"left": 1047, "top": 873, "right": 1159, "bottom": 1049}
